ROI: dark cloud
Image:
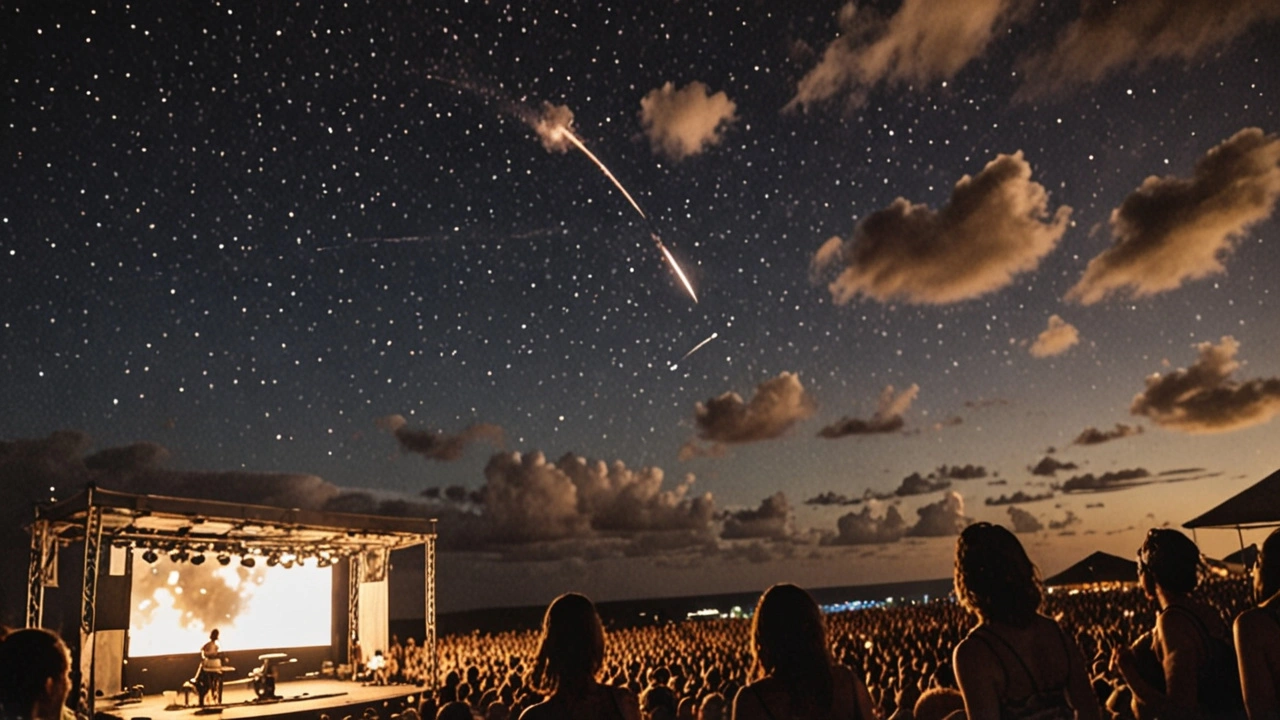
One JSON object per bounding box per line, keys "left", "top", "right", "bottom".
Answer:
{"left": 694, "top": 372, "right": 817, "bottom": 444}
{"left": 938, "top": 464, "right": 989, "bottom": 481}
{"left": 965, "top": 398, "right": 1008, "bottom": 409}
{"left": 986, "top": 491, "right": 1055, "bottom": 506}
{"left": 1131, "top": 336, "right": 1280, "bottom": 433}
{"left": 1029, "top": 456, "right": 1078, "bottom": 476}
{"left": 812, "top": 152, "right": 1070, "bottom": 305}
{"left": 892, "top": 472, "right": 951, "bottom": 497}
{"left": 1049, "top": 511, "right": 1082, "bottom": 531}
{"left": 1017, "top": 1, "right": 1280, "bottom": 99}
{"left": 1059, "top": 468, "right": 1152, "bottom": 493}
{"left": 1006, "top": 506, "right": 1043, "bottom": 534}
{"left": 819, "top": 384, "right": 918, "bottom": 439}
{"left": 721, "top": 492, "right": 794, "bottom": 540}
{"left": 377, "top": 414, "right": 505, "bottom": 461}
{"left": 804, "top": 491, "right": 864, "bottom": 507}
{"left": 1073, "top": 423, "right": 1144, "bottom": 446}
{"left": 1067, "top": 128, "right": 1280, "bottom": 304}
{"left": 788, "top": 0, "right": 1031, "bottom": 111}
{"left": 827, "top": 504, "right": 908, "bottom": 546}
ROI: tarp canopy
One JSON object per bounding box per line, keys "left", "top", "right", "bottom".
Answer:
{"left": 1044, "top": 550, "right": 1138, "bottom": 586}
{"left": 1184, "top": 468, "right": 1280, "bottom": 530}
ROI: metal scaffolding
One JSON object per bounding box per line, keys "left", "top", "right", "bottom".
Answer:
{"left": 25, "top": 485, "right": 438, "bottom": 718}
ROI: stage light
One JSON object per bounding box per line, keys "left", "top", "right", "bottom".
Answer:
{"left": 217, "top": 553, "right": 232, "bottom": 566}
{"left": 142, "top": 549, "right": 159, "bottom": 564}
{"left": 266, "top": 553, "right": 280, "bottom": 567}
{"left": 170, "top": 549, "right": 189, "bottom": 563}
{"left": 241, "top": 555, "right": 256, "bottom": 568}
{"left": 190, "top": 554, "right": 206, "bottom": 566}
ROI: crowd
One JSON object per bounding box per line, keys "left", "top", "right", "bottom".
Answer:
{"left": 5, "top": 527, "right": 1280, "bottom": 720}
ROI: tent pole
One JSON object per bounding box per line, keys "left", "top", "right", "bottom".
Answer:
{"left": 1238, "top": 525, "right": 1245, "bottom": 551}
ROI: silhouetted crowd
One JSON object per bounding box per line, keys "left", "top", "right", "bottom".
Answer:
{"left": 8, "top": 527, "right": 1280, "bottom": 720}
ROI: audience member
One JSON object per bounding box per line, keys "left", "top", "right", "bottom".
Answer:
{"left": 519, "top": 592, "right": 641, "bottom": 720}
{"left": 731, "top": 583, "right": 875, "bottom": 720}
{"left": 1235, "top": 528, "right": 1280, "bottom": 719}
{"left": 951, "top": 522, "right": 1099, "bottom": 719}
{"left": 0, "top": 628, "right": 73, "bottom": 720}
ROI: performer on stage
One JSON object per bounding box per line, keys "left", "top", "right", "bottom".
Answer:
{"left": 199, "top": 629, "right": 224, "bottom": 705}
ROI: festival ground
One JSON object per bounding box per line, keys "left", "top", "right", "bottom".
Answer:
{"left": 100, "top": 679, "right": 426, "bottom": 720}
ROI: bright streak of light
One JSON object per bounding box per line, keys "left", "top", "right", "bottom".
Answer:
{"left": 656, "top": 237, "right": 699, "bottom": 303}
{"left": 680, "top": 332, "right": 719, "bottom": 362}
{"left": 555, "top": 128, "right": 649, "bottom": 221}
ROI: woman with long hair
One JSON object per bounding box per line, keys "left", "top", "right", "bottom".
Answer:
{"left": 1235, "top": 528, "right": 1280, "bottom": 718}
{"left": 519, "top": 593, "right": 640, "bottom": 720}
{"left": 731, "top": 583, "right": 875, "bottom": 720}
{"left": 0, "top": 628, "right": 73, "bottom": 720}
{"left": 952, "top": 522, "right": 1099, "bottom": 720}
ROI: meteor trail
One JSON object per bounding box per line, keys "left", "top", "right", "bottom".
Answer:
{"left": 553, "top": 128, "right": 648, "bottom": 221}
{"left": 670, "top": 331, "right": 719, "bottom": 371}
{"left": 654, "top": 234, "right": 699, "bottom": 304}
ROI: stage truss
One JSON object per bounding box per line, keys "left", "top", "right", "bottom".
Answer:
{"left": 25, "top": 485, "right": 437, "bottom": 719}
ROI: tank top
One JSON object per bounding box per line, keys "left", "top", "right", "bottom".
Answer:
{"left": 968, "top": 624, "right": 1074, "bottom": 720}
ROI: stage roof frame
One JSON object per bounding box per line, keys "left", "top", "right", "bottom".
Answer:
{"left": 34, "top": 485, "right": 437, "bottom": 557}
{"left": 1183, "top": 468, "right": 1280, "bottom": 532}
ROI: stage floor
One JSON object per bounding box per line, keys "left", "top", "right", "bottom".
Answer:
{"left": 103, "top": 679, "right": 426, "bottom": 720}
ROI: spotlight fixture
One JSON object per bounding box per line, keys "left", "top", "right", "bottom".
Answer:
{"left": 142, "top": 549, "right": 159, "bottom": 564}
{"left": 217, "top": 553, "right": 232, "bottom": 566}
{"left": 266, "top": 552, "right": 280, "bottom": 567}
{"left": 241, "top": 555, "right": 256, "bottom": 568}
{"left": 190, "top": 554, "right": 206, "bottom": 566}
{"left": 170, "top": 549, "right": 189, "bottom": 563}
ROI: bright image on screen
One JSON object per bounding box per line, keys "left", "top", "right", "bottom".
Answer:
{"left": 128, "top": 551, "right": 332, "bottom": 657}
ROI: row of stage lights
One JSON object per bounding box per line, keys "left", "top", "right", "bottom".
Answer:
{"left": 133, "top": 547, "right": 339, "bottom": 569}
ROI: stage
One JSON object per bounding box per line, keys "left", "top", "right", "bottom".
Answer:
{"left": 102, "top": 679, "right": 427, "bottom": 720}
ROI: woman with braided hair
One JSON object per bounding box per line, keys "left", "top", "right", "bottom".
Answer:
{"left": 951, "top": 522, "right": 1100, "bottom": 720}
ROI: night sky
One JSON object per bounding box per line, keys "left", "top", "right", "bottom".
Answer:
{"left": 4, "top": 0, "right": 1280, "bottom": 614}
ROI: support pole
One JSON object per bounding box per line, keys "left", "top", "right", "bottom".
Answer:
{"left": 424, "top": 529, "right": 437, "bottom": 689}
{"left": 78, "top": 491, "right": 104, "bottom": 720}
{"left": 348, "top": 552, "right": 362, "bottom": 673}
{"left": 26, "top": 518, "right": 49, "bottom": 629}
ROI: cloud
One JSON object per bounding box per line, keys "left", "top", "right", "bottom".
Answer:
{"left": 986, "top": 491, "right": 1055, "bottom": 506}
{"left": 818, "top": 384, "right": 919, "bottom": 438}
{"left": 1049, "top": 511, "right": 1082, "bottom": 531}
{"left": 827, "top": 504, "right": 908, "bottom": 545}
{"left": 721, "top": 492, "right": 794, "bottom": 540}
{"left": 1067, "top": 128, "right": 1280, "bottom": 304}
{"left": 1029, "top": 456, "right": 1078, "bottom": 476}
{"left": 907, "top": 491, "right": 972, "bottom": 537}
{"left": 788, "top": 0, "right": 1031, "bottom": 111}
{"left": 1131, "top": 336, "right": 1280, "bottom": 433}
{"left": 1006, "top": 506, "right": 1043, "bottom": 534}
{"left": 677, "top": 440, "right": 728, "bottom": 462}
{"left": 694, "top": 372, "right": 817, "bottom": 444}
{"left": 1017, "top": 1, "right": 1280, "bottom": 99}
{"left": 812, "top": 152, "right": 1071, "bottom": 305}
{"left": 1029, "top": 315, "right": 1080, "bottom": 358}
{"left": 804, "top": 491, "right": 864, "bottom": 507}
{"left": 1073, "top": 423, "right": 1143, "bottom": 446}
{"left": 478, "top": 451, "right": 718, "bottom": 546}
{"left": 891, "top": 472, "right": 951, "bottom": 497}
{"left": 533, "top": 102, "right": 576, "bottom": 153}
{"left": 1059, "top": 468, "right": 1152, "bottom": 493}
{"left": 378, "top": 414, "right": 505, "bottom": 461}
{"left": 639, "top": 81, "right": 737, "bottom": 162}
{"left": 938, "top": 464, "right": 989, "bottom": 481}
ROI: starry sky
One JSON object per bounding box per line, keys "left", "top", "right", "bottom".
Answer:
{"left": 3, "top": 0, "right": 1280, "bottom": 614}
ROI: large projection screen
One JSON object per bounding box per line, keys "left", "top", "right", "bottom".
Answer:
{"left": 128, "top": 551, "right": 332, "bottom": 657}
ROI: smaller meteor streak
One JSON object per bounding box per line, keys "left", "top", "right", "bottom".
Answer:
{"left": 654, "top": 234, "right": 698, "bottom": 304}
{"left": 670, "top": 332, "right": 719, "bottom": 371}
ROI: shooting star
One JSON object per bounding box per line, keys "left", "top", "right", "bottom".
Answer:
{"left": 669, "top": 332, "right": 719, "bottom": 371}
{"left": 429, "top": 75, "right": 699, "bottom": 303}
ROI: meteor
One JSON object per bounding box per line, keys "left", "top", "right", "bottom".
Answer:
{"left": 670, "top": 332, "right": 719, "bottom": 371}
{"left": 654, "top": 235, "right": 699, "bottom": 304}
{"left": 553, "top": 127, "right": 649, "bottom": 221}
